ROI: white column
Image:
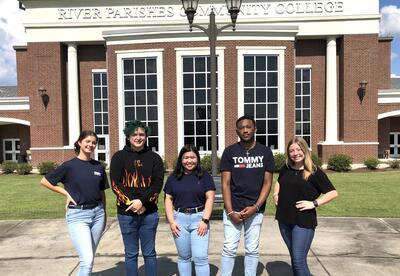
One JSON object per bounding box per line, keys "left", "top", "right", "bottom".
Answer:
{"left": 325, "top": 37, "right": 338, "bottom": 143}
{"left": 67, "top": 43, "right": 80, "bottom": 146}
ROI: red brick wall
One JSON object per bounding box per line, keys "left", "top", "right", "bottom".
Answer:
{"left": 377, "top": 39, "right": 392, "bottom": 90}
{"left": 78, "top": 45, "right": 107, "bottom": 131}
{"left": 25, "top": 42, "right": 68, "bottom": 148}
{"left": 15, "top": 47, "right": 28, "bottom": 97}
{"left": 340, "top": 34, "right": 379, "bottom": 143}
{"left": 295, "top": 39, "right": 326, "bottom": 150}
{"left": 317, "top": 143, "right": 377, "bottom": 163}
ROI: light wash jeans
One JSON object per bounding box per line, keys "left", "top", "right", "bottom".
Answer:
{"left": 118, "top": 212, "right": 159, "bottom": 276}
{"left": 278, "top": 222, "right": 315, "bottom": 276}
{"left": 173, "top": 210, "right": 210, "bottom": 276}
{"left": 221, "top": 210, "right": 264, "bottom": 276}
{"left": 66, "top": 204, "right": 105, "bottom": 276}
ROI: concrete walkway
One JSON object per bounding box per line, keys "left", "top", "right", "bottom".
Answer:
{"left": 1, "top": 217, "right": 399, "bottom": 276}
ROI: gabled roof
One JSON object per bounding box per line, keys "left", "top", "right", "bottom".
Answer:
{"left": 0, "top": 86, "right": 18, "bottom": 97}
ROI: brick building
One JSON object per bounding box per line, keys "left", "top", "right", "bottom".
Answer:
{"left": 1, "top": 0, "right": 400, "bottom": 166}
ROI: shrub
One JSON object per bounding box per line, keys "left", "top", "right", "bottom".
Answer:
{"left": 311, "top": 154, "right": 323, "bottom": 168}
{"left": 17, "top": 163, "right": 33, "bottom": 175}
{"left": 98, "top": 160, "right": 107, "bottom": 170}
{"left": 201, "top": 154, "right": 221, "bottom": 173}
{"left": 363, "top": 157, "right": 379, "bottom": 170}
{"left": 1, "top": 161, "right": 18, "bottom": 174}
{"left": 273, "top": 153, "right": 286, "bottom": 172}
{"left": 38, "top": 161, "right": 58, "bottom": 175}
{"left": 162, "top": 157, "right": 169, "bottom": 172}
{"left": 387, "top": 159, "right": 400, "bottom": 169}
{"left": 327, "top": 154, "right": 352, "bottom": 172}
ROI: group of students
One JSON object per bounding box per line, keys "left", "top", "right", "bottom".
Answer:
{"left": 40, "top": 116, "right": 338, "bottom": 276}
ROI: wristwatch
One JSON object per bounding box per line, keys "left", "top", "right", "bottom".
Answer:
{"left": 313, "top": 200, "right": 319, "bottom": 208}
{"left": 201, "top": 218, "right": 210, "bottom": 224}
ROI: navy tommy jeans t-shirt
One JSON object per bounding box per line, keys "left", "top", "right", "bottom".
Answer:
{"left": 164, "top": 171, "right": 216, "bottom": 209}
{"left": 220, "top": 142, "right": 275, "bottom": 212}
{"left": 45, "top": 158, "right": 109, "bottom": 205}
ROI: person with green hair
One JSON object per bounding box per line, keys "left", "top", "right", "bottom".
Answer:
{"left": 110, "top": 120, "right": 164, "bottom": 276}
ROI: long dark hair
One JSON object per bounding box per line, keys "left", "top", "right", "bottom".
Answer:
{"left": 74, "top": 130, "right": 98, "bottom": 154}
{"left": 172, "top": 145, "right": 203, "bottom": 180}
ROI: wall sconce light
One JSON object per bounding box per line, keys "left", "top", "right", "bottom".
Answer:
{"left": 38, "top": 87, "right": 49, "bottom": 110}
{"left": 357, "top": 80, "right": 368, "bottom": 104}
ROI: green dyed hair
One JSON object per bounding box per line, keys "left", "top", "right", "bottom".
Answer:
{"left": 123, "top": 120, "right": 150, "bottom": 137}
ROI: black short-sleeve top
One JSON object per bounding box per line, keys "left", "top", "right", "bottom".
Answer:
{"left": 45, "top": 158, "right": 109, "bottom": 205}
{"left": 275, "top": 165, "right": 335, "bottom": 229}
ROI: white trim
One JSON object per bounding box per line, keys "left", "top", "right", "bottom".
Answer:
{"left": 30, "top": 146, "right": 75, "bottom": 151}
{"left": 115, "top": 49, "right": 164, "bottom": 54}
{"left": 0, "top": 97, "right": 30, "bottom": 111}
{"left": 318, "top": 141, "right": 379, "bottom": 145}
{"left": 378, "top": 91, "right": 400, "bottom": 104}
{"left": 295, "top": 64, "right": 312, "bottom": 69}
{"left": 91, "top": 69, "right": 107, "bottom": 73}
{"left": 175, "top": 47, "right": 226, "bottom": 156}
{"left": 116, "top": 49, "right": 165, "bottom": 156}
{"left": 237, "top": 47, "right": 286, "bottom": 152}
{"left": 378, "top": 111, "right": 400, "bottom": 120}
{"left": 0, "top": 117, "right": 30, "bottom": 126}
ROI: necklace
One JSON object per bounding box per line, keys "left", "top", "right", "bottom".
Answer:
{"left": 243, "top": 141, "right": 256, "bottom": 157}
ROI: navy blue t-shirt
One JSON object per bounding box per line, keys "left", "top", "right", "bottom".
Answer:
{"left": 164, "top": 171, "right": 216, "bottom": 209}
{"left": 220, "top": 142, "right": 274, "bottom": 212}
{"left": 45, "top": 158, "right": 109, "bottom": 205}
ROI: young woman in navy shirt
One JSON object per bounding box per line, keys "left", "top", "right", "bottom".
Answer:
{"left": 273, "top": 137, "right": 338, "bottom": 276}
{"left": 40, "top": 130, "right": 109, "bottom": 276}
{"left": 164, "top": 145, "right": 216, "bottom": 276}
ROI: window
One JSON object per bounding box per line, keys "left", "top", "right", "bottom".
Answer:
{"left": 243, "top": 55, "right": 279, "bottom": 149}
{"left": 92, "top": 70, "right": 109, "bottom": 164}
{"left": 182, "top": 56, "right": 218, "bottom": 151}
{"left": 123, "top": 57, "right": 160, "bottom": 151}
{"left": 3, "top": 138, "right": 20, "bottom": 162}
{"left": 295, "top": 67, "right": 312, "bottom": 146}
{"left": 390, "top": 132, "right": 400, "bottom": 158}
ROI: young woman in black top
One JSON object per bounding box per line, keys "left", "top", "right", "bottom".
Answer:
{"left": 273, "top": 137, "right": 338, "bottom": 276}
{"left": 40, "top": 130, "right": 109, "bottom": 276}
{"left": 164, "top": 145, "right": 215, "bottom": 276}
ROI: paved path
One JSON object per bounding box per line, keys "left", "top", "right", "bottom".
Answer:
{"left": 1, "top": 217, "right": 399, "bottom": 275}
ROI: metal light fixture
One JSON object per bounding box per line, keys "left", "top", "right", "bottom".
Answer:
{"left": 181, "top": 0, "right": 242, "bottom": 176}
{"left": 38, "top": 87, "right": 49, "bottom": 109}
{"left": 181, "top": 0, "right": 199, "bottom": 28}
{"left": 225, "top": 0, "right": 243, "bottom": 28}
{"left": 357, "top": 80, "right": 368, "bottom": 103}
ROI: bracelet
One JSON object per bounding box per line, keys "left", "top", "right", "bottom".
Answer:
{"left": 227, "top": 211, "right": 234, "bottom": 216}
{"left": 253, "top": 203, "right": 260, "bottom": 211}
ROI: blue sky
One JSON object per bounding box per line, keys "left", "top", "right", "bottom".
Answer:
{"left": 380, "top": 0, "right": 400, "bottom": 77}
{"left": 0, "top": 0, "right": 399, "bottom": 85}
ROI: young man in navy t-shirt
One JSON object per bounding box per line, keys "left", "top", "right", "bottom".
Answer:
{"left": 220, "top": 115, "right": 274, "bottom": 276}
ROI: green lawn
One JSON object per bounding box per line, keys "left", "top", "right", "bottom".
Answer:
{"left": 0, "top": 170, "right": 399, "bottom": 220}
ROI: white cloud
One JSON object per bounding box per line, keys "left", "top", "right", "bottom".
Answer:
{"left": 393, "top": 51, "right": 399, "bottom": 60}
{"left": 0, "top": 0, "right": 26, "bottom": 85}
{"left": 380, "top": 5, "right": 400, "bottom": 36}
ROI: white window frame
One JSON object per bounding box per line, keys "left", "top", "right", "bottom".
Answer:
{"left": 237, "top": 46, "right": 286, "bottom": 153}
{"left": 116, "top": 49, "right": 165, "bottom": 156}
{"left": 3, "top": 138, "right": 20, "bottom": 162}
{"left": 295, "top": 65, "right": 312, "bottom": 148}
{"left": 92, "top": 69, "right": 110, "bottom": 165}
{"left": 390, "top": 132, "right": 400, "bottom": 158}
{"left": 175, "top": 47, "right": 226, "bottom": 156}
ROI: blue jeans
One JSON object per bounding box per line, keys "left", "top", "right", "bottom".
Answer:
{"left": 278, "top": 222, "right": 315, "bottom": 276}
{"left": 118, "top": 212, "right": 159, "bottom": 276}
{"left": 173, "top": 210, "right": 210, "bottom": 276}
{"left": 66, "top": 204, "right": 105, "bottom": 276}
{"left": 221, "top": 210, "right": 264, "bottom": 276}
